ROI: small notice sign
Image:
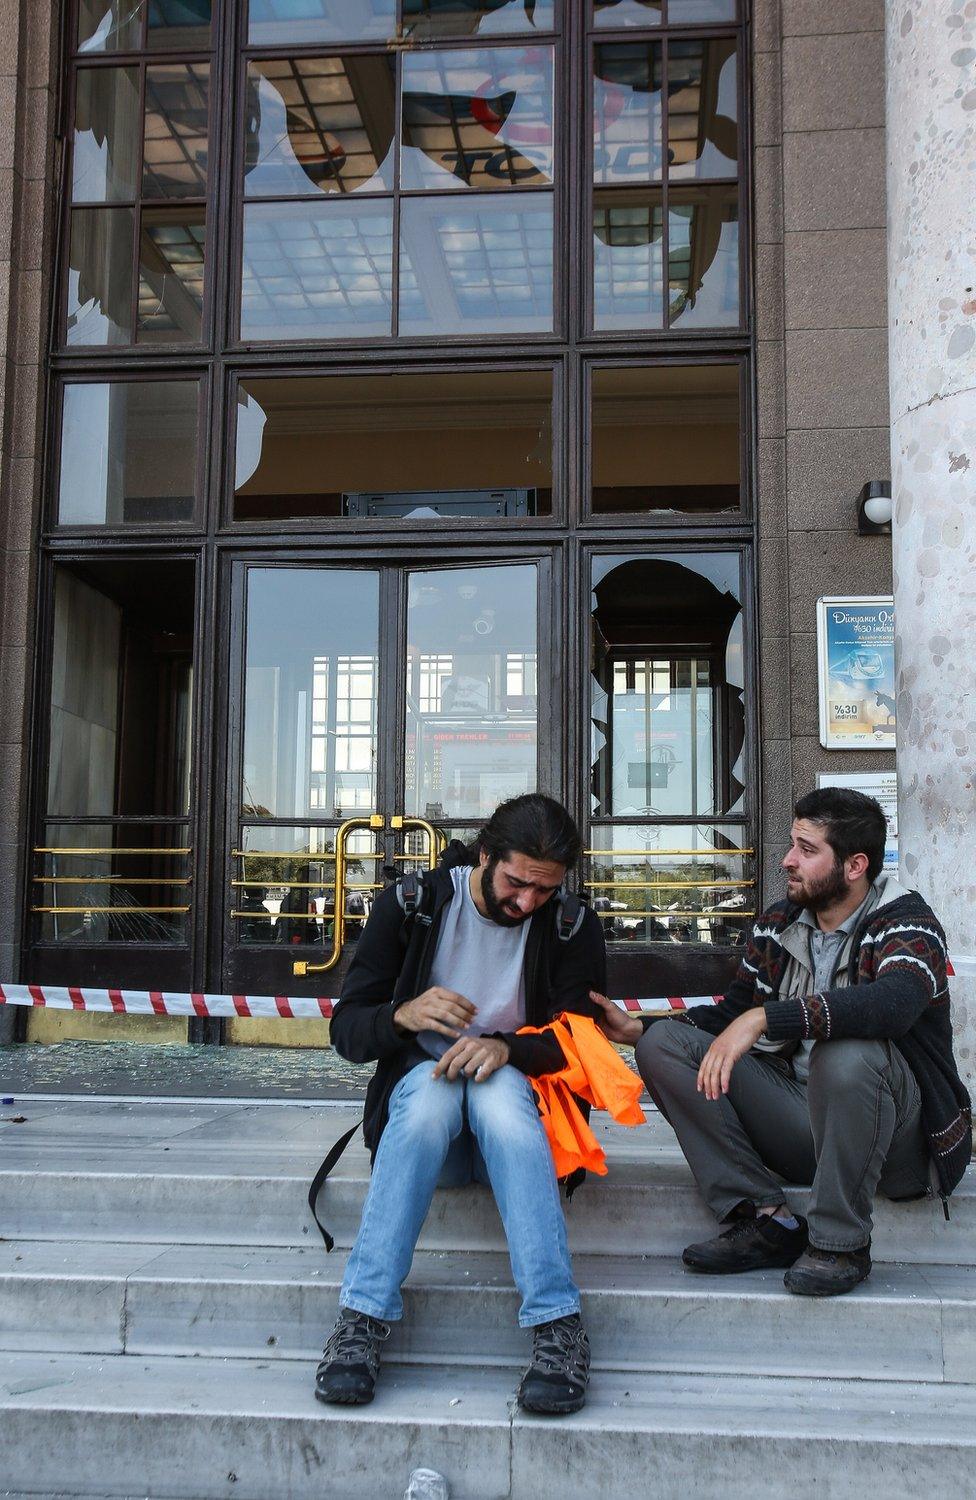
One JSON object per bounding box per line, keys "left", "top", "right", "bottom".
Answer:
{"left": 816, "top": 596, "right": 896, "bottom": 750}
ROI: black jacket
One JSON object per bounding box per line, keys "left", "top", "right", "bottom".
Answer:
{"left": 330, "top": 846, "right": 607, "bottom": 1156}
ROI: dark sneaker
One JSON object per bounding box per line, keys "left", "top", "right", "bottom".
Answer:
{"left": 785, "top": 1243, "right": 872, "bottom": 1297}
{"left": 315, "top": 1308, "right": 391, "bottom": 1405}
{"left": 682, "top": 1213, "right": 808, "bottom": 1274}
{"left": 517, "top": 1313, "right": 591, "bottom": 1415}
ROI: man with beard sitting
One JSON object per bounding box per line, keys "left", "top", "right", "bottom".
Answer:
{"left": 592, "top": 787, "right": 971, "bottom": 1296}
{"left": 316, "top": 793, "right": 605, "bottom": 1409}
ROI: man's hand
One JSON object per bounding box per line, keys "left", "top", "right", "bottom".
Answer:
{"left": 394, "top": 986, "right": 476, "bottom": 1040}
{"left": 697, "top": 1008, "right": 768, "bottom": 1100}
{"left": 589, "top": 990, "right": 644, "bottom": 1047}
{"left": 433, "top": 1035, "right": 510, "bottom": 1083}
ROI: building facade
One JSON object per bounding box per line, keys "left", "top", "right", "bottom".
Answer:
{"left": 0, "top": 0, "right": 971, "bottom": 1081}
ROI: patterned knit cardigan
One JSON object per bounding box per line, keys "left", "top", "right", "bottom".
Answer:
{"left": 679, "top": 891, "right": 973, "bottom": 1201}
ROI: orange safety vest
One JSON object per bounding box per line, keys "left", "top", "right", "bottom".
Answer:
{"left": 515, "top": 1011, "right": 646, "bottom": 1178}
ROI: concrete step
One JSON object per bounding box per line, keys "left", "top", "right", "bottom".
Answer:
{"left": 5, "top": 1099, "right": 973, "bottom": 1266}
{"left": 3, "top": 1351, "right": 976, "bottom": 1500}
{"left": 2, "top": 1238, "right": 974, "bottom": 1385}
{"left": 3, "top": 1154, "right": 973, "bottom": 1266}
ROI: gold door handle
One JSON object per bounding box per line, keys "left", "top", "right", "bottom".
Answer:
{"left": 290, "top": 814, "right": 384, "bottom": 976}
{"left": 289, "top": 815, "right": 443, "bottom": 977}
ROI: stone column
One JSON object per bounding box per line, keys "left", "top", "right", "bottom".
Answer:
{"left": 886, "top": 0, "right": 976, "bottom": 1086}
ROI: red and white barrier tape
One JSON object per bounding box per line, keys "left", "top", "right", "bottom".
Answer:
{"left": 0, "top": 983, "right": 722, "bottom": 1020}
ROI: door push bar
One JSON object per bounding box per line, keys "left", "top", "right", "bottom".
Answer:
{"left": 292, "top": 814, "right": 443, "bottom": 977}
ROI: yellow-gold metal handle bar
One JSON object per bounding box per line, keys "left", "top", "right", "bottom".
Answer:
{"left": 289, "top": 814, "right": 384, "bottom": 976}
{"left": 34, "top": 846, "right": 192, "bottom": 856}
{"left": 34, "top": 876, "right": 192, "bottom": 885}
{"left": 586, "top": 879, "right": 754, "bottom": 890}
{"left": 595, "top": 909, "right": 755, "bottom": 919}
{"left": 583, "top": 848, "right": 755, "bottom": 858}
{"left": 31, "top": 905, "right": 191, "bottom": 914}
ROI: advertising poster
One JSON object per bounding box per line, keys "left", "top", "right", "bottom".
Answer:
{"left": 816, "top": 771, "right": 898, "bottom": 874}
{"left": 816, "top": 597, "right": 896, "bottom": 749}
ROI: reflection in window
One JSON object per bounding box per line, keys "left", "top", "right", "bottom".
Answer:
{"left": 590, "top": 364, "right": 739, "bottom": 514}
{"left": 66, "top": 206, "right": 135, "bottom": 346}
{"left": 592, "top": 0, "right": 661, "bottom": 26}
{"left": 147, "top": 0, "right": 213, "bottom": 49}
{"left": 242, "top": 568, "right": 379, "bottom": 819}
{"left": 138, "top": 207, "right": 206, "bottom": 340}
{"left": 668, "top": 0, "right": 736, "bottom": 20}
{"left": 72, "top": 67, "right": 140, "bottom": 203}
{"left": 143, "top": 63, "right": 210, "bottom": 198}
{"left": 241, "top": 199, "right": 394, "bottom": 341}
{"left": 405, "top": 565, "right": 537, "bottom": 820}
{"left": 594, "top": 44, "right": 664, "bottom": 184}
{"left": 243, "top": 56, "right": 396, "bottom": 197}
{"left": 668, "top": 188, "right": 738, "bottom": 327}
{"left": 66, "top": 40, "right": 210, "bottom": 347}
{"left": 590, "top": 552, "right": 745, "bottom": 820}
{"left": 78, "top": 0, "right": 143, "bottom": 51}
{"left": 402, "top": 0, "right": 556, "bottom": 39}
{"left": 310, "top": 655, "right": 377, "bottom": 811}
{"left": 594, "top": 189, "right": 663, "bottom": 330}
{"left": 247, "top": 0, "right": 396, "bottom": 45}
{"left": 667, "top": 39, "right": 737, "bottom": 180}
{"left": 234, "top": 369, "right": 552, "bottom": 521}
{"left": 77, "top": 0, "right": 212, "bottom": 51}
{"left": 399, "top": 194, "right": 553, "bottom": 335}
{"left": 401, "top": 48, "right": 554, "bottom": 191}
{"left": 58, "top": 380, "right": 199, "bottom": 526}
{"left": 233, "top": 823, "right": 382, "bottom": 948}
{"left": 586, "top": 824, "right": 753, "bottom": 948}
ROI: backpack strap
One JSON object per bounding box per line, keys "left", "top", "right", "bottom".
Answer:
{"left": 554, "top": 889, "right": 585, "bottom": 942}
{"left": 308, "top": 1118, "right": 362, "bottom": 1252}
{"left": 396, "top": 868, "right": 434, "bottom": 927}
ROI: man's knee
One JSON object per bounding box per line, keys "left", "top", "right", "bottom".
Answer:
{"left": 389, "top": 1067, "right": 463, "bottom": 1145}
{"left": 807, "top": 1036, "right": 887, "bottom": 1092}
{"left": 465, "top": 1066, "right": 540, "bottom": 1140}
{"left": 635, "top": 1018, "right": 707, "bottom": 1083}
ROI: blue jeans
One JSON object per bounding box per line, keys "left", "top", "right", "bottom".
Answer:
{"left": 340, "top": 1060, "right": 581, "bottom": 1327}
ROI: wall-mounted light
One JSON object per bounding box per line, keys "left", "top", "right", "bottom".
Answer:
{"left": 856, "top": 480, "right": 893, "bottom": 536}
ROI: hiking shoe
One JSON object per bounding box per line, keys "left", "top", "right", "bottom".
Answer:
{"left": 785, "top": 1243, "right": 872, "bottom": 1297}
{"left": 517, "top": 1313, "right": 590, "bottom": 1415}
{"left": 315, "top": 1308, "right": 390, "bottom": 1405}
{"left": 682, "top": 1213, "right": 808, "bottom": 1274}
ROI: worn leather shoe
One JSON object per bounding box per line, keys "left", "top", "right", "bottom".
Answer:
{"left": 682, "top": 1212, "right": 808, "bottom": 1273}
{"left": 785, "top": 1243, "right": 872, "bottom": 1296}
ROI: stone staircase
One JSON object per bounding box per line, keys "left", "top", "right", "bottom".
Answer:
{"left": 1, "top": 1096, "right": 974, "bottom": 1499}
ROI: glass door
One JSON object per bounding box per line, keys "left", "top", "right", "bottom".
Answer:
{"left": 220, "top": 553, "right": 551, "bottom": 1034}
{"left": 583, "top": 547, "right": 755, "bottom": 999}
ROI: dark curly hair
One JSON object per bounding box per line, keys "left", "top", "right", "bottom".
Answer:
{"left": 475, "top": 793, "right": 581, "bottom": 870}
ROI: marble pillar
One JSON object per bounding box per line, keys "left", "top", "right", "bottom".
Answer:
{"left": 886, "top": 0, "right": 976, "bottom": 1085}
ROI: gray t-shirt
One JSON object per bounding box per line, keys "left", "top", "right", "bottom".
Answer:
{"left": 418, "top": 866, "right": 531, "bottom": 1059}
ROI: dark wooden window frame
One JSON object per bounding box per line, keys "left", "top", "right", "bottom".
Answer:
{"left": 211, "top": 542, "right": 562, "bottom": 992}
{"left": 47, "top": 366, "right": 211, "bottom": 534}
{"left": 221, "top": 355, "right": 567, "bottom": 532}
{"left": 26, "top": 0, "right": 756, "bottom": 1003}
